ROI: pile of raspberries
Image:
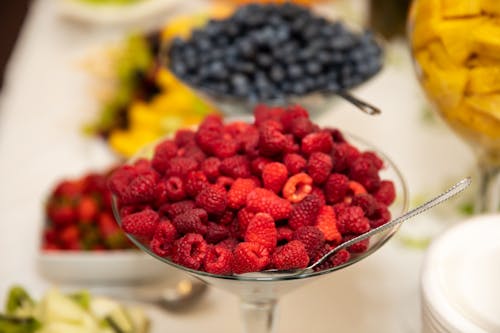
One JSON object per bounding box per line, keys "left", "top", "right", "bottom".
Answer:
{"left": 109, "top": 105, "right": 395, "bottom": 275}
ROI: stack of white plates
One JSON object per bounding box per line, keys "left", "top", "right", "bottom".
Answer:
{"left": 421, "top": 214, "right": 500, "bottom": 333}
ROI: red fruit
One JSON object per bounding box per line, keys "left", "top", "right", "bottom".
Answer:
{"left": 237, "top": 208, "right": 255, "bottom": 235}
{"left": 212, "top": 139, "right": 240, "bottom": 159}
{"left": 288, "top": 194, "right": 322, "bottom": 230}
{"left": 151, "top": 139, "right": 178, "bottom": 174}
{"left": 348, "top": 156, "right": 381, "bottom": 192}
{"left": 271, "top": 240, "right": 309, "bottom": 270}
{"left": 315, "top": 206, "right": 342, "bottom": 243}
{"left": 336, "top": 206, "right": 370, "bottom": 235}
{"left": 262, "top": 162, "right": 288, "bottom": 194}
{"left": 312, "top": 245, "right": 350, "bottom": 271}
{"left": 217, "top": 210, "right": 235, "bottom": 226}
{"left": 283, "top": 153, "right": 307, "bottom": 175}
{"left": 220, "top": 155, "right": 251, "bottom": 179}
{"left": 374, "top": 180, "right": 396, "bottom": 205}
{"left": 164, "top": 176, "right": 186, "bottom": 201}
{"left": 206, "top": 222, "right": 230, "bottom": 244}
{"left": 173, "top": 208, "right": 208, "bottom": 235}
{"left": 361, "top": 151, "right": 384, "bottom": 170}
{"left": 174, "top": 129, "right": 196, "bottom": 147}
{"left": 326, "top": 128, "right": 346, "bottom": 143}
{"left": 332, "top": 249, "right": 351, "bottom": 266}
{"left": 54, "top": 180, "right": 85, "bottom": 199}
{"left": 59, "top": 225, "right": 80, "bottom": 247}
{"left": 277, "top": 226, "right": 294, "bottom": 243}
{"left": 292, "top": 226, "right": 325, "bottom": 258}
{"left": 311, "top": 187, "right": 326, "bottom": 206}
{"left": 282, "top": 173, "right": 313, "bottom": 203}
{"left": 280, "top": 105, "right": 309, "bottom": 131}
{"left": 200, "top": 157, "right": 221, "bottom": 182}
{"left": 124, "top": 172, "right": 158, "bottom": 205}
{"left": 258, "top": 121, "right": 287, "bottom": 157}
{"left": 166, "top": 157, "right": 199, "bottom": 178}
{"left": 324, "top": 173, "right": 350, "bottom": 204}
{"left": 238, "top": 127, "right": 260, "bottom": 157}
{"left": 171, "top": 233, "right": 208, "bottom": 270}
{"left": 48, "top": 203, "right": 76, "bottom": 227}
{"left": 215, "top": 176, "right": 234, "bottom": 191}
{"left": 108, "top": 165, "right": 137, "bottom": 198}
{"left": 159, "top": 200, "right": 196, "bottom": 219}
{"left": 204, "top": 245, "right": 233, "bottom": 275}
{"left": 369, "top": 203, "right": 391, "bottom": 228}
{"left": 184, "top": 171, "right": 209, "bottom": 198}
{"left": 232, "top": 242, "right": 270, "bottom": 274}
{"left": 301, "top": 131, "right": 333, "bottom": 156}
{"left": 217, "top": 237, "right": 239, "bottom": 251}
{"left": 283, "top": 134, "right": 300, "bottom": 154}
{"left": 121, "top": 209, "right": 160, "bottom": 239}
{"left": 228, "top": 178, "right": 257, "bottom": 209}
{"left": 345, "top": 181, "right": 368, "bottom": 203}
{"left": 246, "top": 188, "right": 292, "bottom": 220}
{"left": 250, "top": 157, "right": 273, "bottom": 176}
{"left": 307, "top": 152, "right": 333, "bottom": 184}
{"left": 178, "top": 144, "right": 206, "bottom": 163}
{"left": 351, "top": 193, "right": 378, "bottom": 217}
{"left": 342, "top": 234, "right": 369, "bottom": 253}
{"left": 150, "top": 220, "right": 178, "bottom": 257}
{"left": 331, "top": 142, "right": 361, "bottom": 172}
{"left": 254, "top": 105, "right": 285, "bottom": 126}
{"left": 195, "top": 185, "right": 227, "bottom": 215}
{"left": 245, "top": 213, "right": 277, "bottom": 252}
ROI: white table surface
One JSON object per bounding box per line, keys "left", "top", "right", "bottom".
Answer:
{"left": 0, "top": 1, "right": 477, "bottom": 332}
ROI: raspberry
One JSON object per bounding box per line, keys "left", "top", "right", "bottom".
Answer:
{"left": 198, "top": 114, "right": 224, "bottom": 132}
{"left": 121, "top": 209, "right": 160, "bottom": 239}
{"left": 301, "top": 131, "right": 333, "bottom": 156}
{"left": 151, "top": 140, "right": 178, "bottom": 174}
{"left": 166, "top": 157, "right": 199, "bottom": 178}
{"left": 262, "top": 162, "right": 288, "bottom": 194}
{"left": 196, "top": 129, "right": 220, "bottom": 155}
{"left": 331, "top": 142, "right": 361, "bottom": 172}
{"left": 216, "top": 176, "right": 234, "bottom": 191}
{"left": 172, "top": 233, "right": 208, "bottom": 270}
{"left": 288, "top": 194, "right": 322, "bottom": 230}
{"left": 283, "top": 153, "right": 307, "bottom": 175}
{"left": 311, "top": 187, "right": 326, "bottom": 206}
{"left": 178, "top": 144, "right": 206, "bottom": 163}
{"left": 271, "top": 240, "right": 309, "bottom": 270}
{"left": 220, "top": 155, "right": 251, "bottom": 179}
{"left": 122, "top": 171, "right": 158, "bottom": 205}
{"left": 206, "top": 222, "right": 230, "bottom": 244}
{"left": 258, "top": 121, "right": 287, "bottom": 157}
{"left": 217, "top": 210, "right": 235, "bottom": 226}
{"left": 287, "top": 116, "right": 315, "bottom": 139}
{"left": 283, "top": 134, "right": 300, "bottom": 153}
{"left": 326, "top": 128, "right": 346, "bottom": 143}
{"left": 292, "top": 226, "right": 325, "bottom": 258}
{"left": 154, "top": 180, "right": 169, "bottom": 207}
{"left": 282, "top": 173, "right": 313, "bottom": 203}
{"left": 315, "top": 206, "right": 342, "bottom": 242}
{"left": 250, "top": 157, "right": 272, "bottom": 176}
{"left": 374, "top": 180, "right": 396, "bottom": 205}
{"left": 246, "top": 188, "right": 292, "bottom": 220}
{"left": 237, "top": 208, "right": 255, "bottom": 235}
{"left": 173, "top": 208, "right": 208, "bottom": 235}
{"left": 204, "top": 245, "right": 233, "bottom": 275}
{"left": 324, "top": 173, "right": 350, "bottom": 204}
{"left": 280, "top": 105, "right": 309, "bottom": 131}
{"left": 348, "top": 156, "right": 381, "bottom": 192}
{"left": 225, "top": 121, "right": 253, "bottom": 137}
{"left": 245, "top": 213, "right": 277, "bottom": 252}
{"left": 351, "top": 193, "right": 378, "bottom": 217}
{"left": 228, "top": 178, "right": 257, "bottom": 209}
{"left": 119, "top": 204, "right": 149, "bottom": 218}
{"left": 342, "top": 234, "right": 369, "bottom": 253}
{"left": 164, "top": 176, "right": 186, "bottom": 201}
{"left": 232, "top": 242, "right": 270, "bottom": 274}
{"left": 159, "top": 200, "right": 195, "bottom": 219}
{"left": 277, "top": 226, "right": 294, "bottom": 244}
{"left": 150, "top": 220, "right": 177, "bottom": 257}
{"left": 174, "top": 129, "right": 196, "bottom": 147}
{"left": 217, "top": 237, "right": 239, "bottom": 251}
{"left": 361, "top": 151, "right": 384, "bottom": 170}
{"left": 195, "top": 184, "right": 227, "bottom": 215}
{"left": 200, "top": 157, "right": 221, "bottom": 182}
{"left": 239, "top": 127, "right": 260, "bottom": 157}
{"left": 369, "top": 203, "right": 391, "bottom": 228}
{"left": 348, "top": 180, "right": 368, "bottom": 196}
{"left": 212, "top": 139, "right": 240, "bottom": 159}
{"left": 254, "top": 105, "right": 285, "bottom": 126}
{"left": 332, "top": 249, "right": 351, "bottom": 266}
{"left": 185, "top": 171, "right": 209, "bottom": 198}
{"left": 307, "top": 152, "right": 333, "bottom": 184}
{"left": 336, "top": 206, "right": 370, "bottom": 235}
{"left": 312, "top": 245, "right": 350, "bottom": 271}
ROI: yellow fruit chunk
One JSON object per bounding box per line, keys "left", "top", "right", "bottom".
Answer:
{"left": 128, "top": 102, "right": 163, "bottom": 132}
{"left": 466, "top": 55, "right": 500, "bottom": 67}
{"left": 467, "top": 66, "right": 500, "bottom": 94}
{"left": 441, "top": 0, "right": 481, "bottom": 18}
{"left": 437, "top": 18, "right": 484, "bottom": 64}
{"left": 409, "top": 0, "right": 442, "bottom": 50}
{"left": 464, "top": 94, "right": 500, "bottom": 121}
{"left": 109, "top": 129, "right": 160, "bottom": 158}
{"left": 472, "top": 20, "right": 500, "bottom": 60}
{"left": 481, "top": 0, "right": 500, "bottom": 15}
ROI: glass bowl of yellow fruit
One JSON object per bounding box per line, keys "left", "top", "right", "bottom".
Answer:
{"left": 408, "top": 0, "right": 500, "bottom": 212}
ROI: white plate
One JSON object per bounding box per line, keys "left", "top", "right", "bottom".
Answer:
{"left": 57, "top": 0, "right": 181, "bottom": 25}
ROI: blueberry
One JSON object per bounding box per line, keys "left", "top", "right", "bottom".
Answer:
{"left": 305, "top": 61, "right": 322, "bottom": 75}
{"left": 207, "top": 61, "right": 228, "bottom": 80}
{"left": 236, "top": 62, "right": 257, "bottom": 75}
{"left": 172, "top": 62, "right": 187, "bottom": 76}
{"left": 326, "top": 81, "right": 340, "bottom": 92}
{"left": 270, "top": 65, "right": 286, "bottom": 82}
{"left": 256, "top": 54, "right": 273, "bottom": 68}
{"left": 292, "top": 82, "right": 307, "bottom": 95}
{"left": 287, "top": 64, "right": 304, "bottom": 79}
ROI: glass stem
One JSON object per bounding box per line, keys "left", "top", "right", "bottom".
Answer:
{"left": 475, "top": 159, "right": 500, "bottom": 213}
{"left": 240, "top": 299, "right": 278, "bottom": 333}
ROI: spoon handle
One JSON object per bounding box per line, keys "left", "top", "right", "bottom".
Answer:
{"left": 310, "top": 177, "right": 472, "bottom": 270}
{"left": 336, "top": 91, "right": 381, "bottom": 116}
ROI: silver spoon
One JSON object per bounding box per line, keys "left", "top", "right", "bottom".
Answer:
{"left": 336, "top": 91, "right": 381, "bottom": 115}
{"left": 238, "top": 177, "right": 472, "bottom": 278}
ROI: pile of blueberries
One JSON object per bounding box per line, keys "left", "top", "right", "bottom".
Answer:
{"left": 168, "top": 3, "right": 383, "bottom": 102}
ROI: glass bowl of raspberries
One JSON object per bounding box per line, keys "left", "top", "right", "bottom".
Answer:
{"left": 109, "top": 104, "right": 408, "bottom": 333}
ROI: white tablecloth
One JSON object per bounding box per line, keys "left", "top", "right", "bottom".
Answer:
{"left": 0, "top": 1, "right": 476, "bottom": 332}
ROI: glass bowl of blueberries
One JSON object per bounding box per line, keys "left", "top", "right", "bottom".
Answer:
{"left": 162, "top": 3, "right": 384, "bottom": 117}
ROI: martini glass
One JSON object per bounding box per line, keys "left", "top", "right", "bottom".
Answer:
{"left": 112, "top": 134, "right": 408, "bottom": 333}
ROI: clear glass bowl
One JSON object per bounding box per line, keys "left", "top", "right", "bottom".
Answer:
{"left": 112, "top": 131, "right": 409, "bottom": 333}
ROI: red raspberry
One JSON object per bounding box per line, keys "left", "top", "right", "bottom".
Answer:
{"left": 164, "top": 176, "right": 186, "bottom": 201}
{"left": 258, "top": 121, "right": 287, "bottom": 157}
{"left": 206, "top": 222, "right": 230, "bottom": 244}
{"left": 246, "top": 188, "right": 292, "bottom": 220}
{"left": 336, "top": 206, "right": 370, "bottom": 235}
{"left": 348, "top": 156, "right": 381, "bottom": 192}
{"left": 347, "top": 181, "right": 368, "bottom": 200}
{"left": 292, "top": 226, "right": 325, "bottom": 258}
{"left": 200, "top": 157, "right": 221, "bottom": 182}
{"left": 121, "top": 208, "right": 160, "bottom": 239}
{"left": 237, "top": 208, "right": 255, "bottom": 235}
{"left": 228, "top": 178, "right": 257, "bottom": 209}
{"left": 250, "top": 157, "right": 273, "bottom": 176}
{"left": 271, "top": 240, "right": 309, "bottom": 270}
{"left": 277, "top": 226, "right": 294, "bottom": 243}
{"left": 225, "top": 121, "right": 253, "bottom": 137}
{"left": 47, "top": 203, "right": 76, "bottom": 227}
{"left": 283, "top": 153, "right": 307, "bottom": 175}
{"left": 326, "top": 128, "right": 346, "bottom": 143}
{"left": 332, "top": 249, "right": 351, "bottom": 266}
{"left": 239, "top": 127, "right": 260, "bottom": 157}
{"left": 288, "top": 194, "right": 322, "bottom": 230}
{"left": 166, "top": 157, "right": 199, "bottom": 178}
{"left": 196, "top": 129, "right": 220, "bottom": 155}
{"left": 331, "top": 142, "right": 361, "bottom": 172}
{"left": 220, "top": 155, "right": 251, "bottom": 179}
{"left": 195, "top": 184, "right": 227, "bottom": 215}
{"left": 216, "top": 176, "right": 234, "bottom": 191}
{"left": 289, "top": 117, "right": 315, "bottom": 139}
{"left": 369, "top": 203, "right": 391, "bottom": 228}
{"left": 204, "top": 245, "right": 233, "bottom": 275}
{"left": 254, "top": 105, "right": 285, "bottom": 126}
{"left": 361, "top": 151, "right": 384, "bottom": 170}
{"left": 283, "top": 134, "right": 300, "bottom": 153}
{"left": 172, "top": 233, "right": 208, "bottom": 270}
{"left": 315, "top": 206, "right": 342, "bottom": 243}
{"left": 351, "top": 193, "right": 378, "bottom": 217}
{"left": 301, "top": 131, "right": 333, "bottom": 156}
{"left": 311, "top": 187, "right": 326, "bottom": 206}
{"left": 121, "top": 171, "right": 158, "bottom": 205}
{"left": 232, "top": 242, "right": 270, "bottom": 274}
{"left": 307, "top": 152, "right": 333, "bottom": 184}
{"left": 280, "top": 105, "right": 309, "bottom": 130}
{"left": 262, "top": 162, "right": 288, "bottom": 194}
{"left": 119, "top": 204, "right": 150, "bottom": 218}
{"left": 245, "top": 213, "right": 277, "bottom": 252}
{"left": 185, "top": 171, "right": 209, "bottom": 198}
{"left": 154, "top": 180, "right": 169, "bottom": 207}
{"left": 198, "top": 114, "right": 224, "bottom": 131}
{"left": 374, "top": 180, "right": 396, "bottom": 205}
{"left": 217, "top": 237, "right": 239, "bottom": 251}
{"left": 174, "top": 129, "right": 196, "bottom": 147}
{"left": 212, "top": 139, "right": 240, "bottom": 159}
{"left": 173, "top": 208, "right": 208, "bottom": 235}
{"left": 342, "top": 234, "right": 369, "bottom": 253}
{"left": 324, "top": 173, "right": 350, "bottom": 204}
{"left": 217, "top": 210, "right": 235, "bottom": 226}
{"left": 150, "top": 220, "right": 177, "bottom": 257}
{"left": 312, "top": 245, "right": 351, "bottom": 271}
{"left": 178, "top": 144, "right": 206, "bottom": 163}
{"left": 151, "top": 140, "right": 178, "bottom": 174}
{"left": 77, "top": 196, "right": 98, "bottom": 222}
{"left": 159, "top": 200, "right": 195, "bottom": 219}
{"left": 282, "top": 173, "right": 313, "bottom": 203}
